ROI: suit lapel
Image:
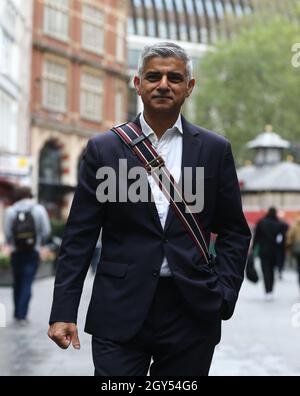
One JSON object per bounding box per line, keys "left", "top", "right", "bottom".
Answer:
{"left": 121, "top": 115, "right": 203, "bottom": 233}
{"left": 123, "top": 116, "right": 163, "bottom": 231}
{"left": 164, "top": 117, "right": 203, "bottom": 232}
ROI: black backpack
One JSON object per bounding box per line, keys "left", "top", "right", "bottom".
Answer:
{"left": 12, "top": 210, "right": 37, "bottom": 252}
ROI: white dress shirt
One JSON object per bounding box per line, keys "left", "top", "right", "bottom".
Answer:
{"left": 140, "top": 113, "right": 183, "bottom": 277}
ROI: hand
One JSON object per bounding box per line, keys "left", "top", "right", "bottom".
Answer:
{"left": 1, "top": 244, "right": 12, "bottom": 256}
{"left": 48, "top": 322, "right": 81, "bottom": 350}
{"left": 40, "top": 247, "right": 55, "bottom": 262}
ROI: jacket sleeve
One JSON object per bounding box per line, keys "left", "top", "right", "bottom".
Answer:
{"left": 36, "top": 205, "right": 51, "bottom": 243}
{"left": 49, "top": 138, "right": 105, "bottom": 325}
{"left": 212, "top": 142, "right": 252, "bottom": 320}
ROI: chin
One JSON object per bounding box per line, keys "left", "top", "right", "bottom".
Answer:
{"left": 151, "top": 102, "right": 174, "bottom": 109}
{"left": 152, "top": 106, "right": 174, "bottom": 112}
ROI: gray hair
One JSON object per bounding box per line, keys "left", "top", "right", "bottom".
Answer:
{"left": 138, "top": 42, "right": 193, "bottom": 81}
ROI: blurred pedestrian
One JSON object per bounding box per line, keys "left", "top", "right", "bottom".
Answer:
{"left": 253, "top": 207, "right": 285, "bottom": 300}
{"left": 276, "top": 219, "right": 289, "bottom": 280}
{"left": 286, "top": 216, "right": 300, "bottom": 294}
{"left": 4, "top": 186, "right": 51, "bottom": 325}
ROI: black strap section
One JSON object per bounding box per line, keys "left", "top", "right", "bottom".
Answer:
{"left": 112, "top": 122, "right": 213, "bottom": 267}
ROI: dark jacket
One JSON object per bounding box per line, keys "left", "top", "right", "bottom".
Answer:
{"left": 253, "top": 214, "right": 285, "bottom": 257}
{"left": 49, "top": 116, "right": 251, "bottom": 342}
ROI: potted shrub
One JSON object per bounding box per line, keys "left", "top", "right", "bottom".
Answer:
{"left": 0, "top": 249, "right": 11, "bottom": 286}
{"left": 0, "top": 245, "right": 56, "bottom": 286}
{"left": 50, "top": 219, "right": 66, "bottom": 239}
{"left": 0, "top": 254, "right": 10, "bottom": 269}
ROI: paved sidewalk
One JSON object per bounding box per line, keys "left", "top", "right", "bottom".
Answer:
{"left": 0, "top": 268, "right": 300, "bottom": 376}
{"left": 0, "top": 273, "right": 94, "bottom": 376}
{"left": 211, "top": 268, "right": 300, "bottom": 376}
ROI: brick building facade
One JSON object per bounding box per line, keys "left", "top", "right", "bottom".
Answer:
{"left": 30, "top": 0, "right": 128, "bottom": 218}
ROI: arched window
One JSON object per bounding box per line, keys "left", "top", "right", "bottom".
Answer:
{"left": 38, "top": 140, "right": 63, "bottom": 218}
{"left": 39, "top": 140, "right": 62, "bottom": 185}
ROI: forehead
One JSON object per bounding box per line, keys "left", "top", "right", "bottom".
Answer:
{"left": 142, "top": 56, "right": 187, "bottom": 75}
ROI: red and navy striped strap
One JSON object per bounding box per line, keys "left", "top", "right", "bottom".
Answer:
{"left": 112, "top": 122, "right": 212, "bottom": 267}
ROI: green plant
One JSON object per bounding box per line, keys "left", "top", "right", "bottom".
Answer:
{"left": 50, "top": 219, "right": 66, "bottom": 238}
{"left": 0, "top": 255, "right": 10, "bottom": 268}
{"left": 194, "top": 12, "right": 300, "bottom": 162}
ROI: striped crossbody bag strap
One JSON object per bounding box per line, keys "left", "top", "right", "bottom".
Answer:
{"left": 112, "top": 122, "right": 214, "bottom": 267}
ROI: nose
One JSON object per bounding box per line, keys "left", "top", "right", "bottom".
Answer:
{"left": 157, "top": 75, "right": 169, "bottom": 90}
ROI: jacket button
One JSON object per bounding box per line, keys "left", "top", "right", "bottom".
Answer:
{"left": 152, "top": 270, "right": 159, "bottom": 277}
{"left": 162, "top": 237, "right": 168, "bottom": 243}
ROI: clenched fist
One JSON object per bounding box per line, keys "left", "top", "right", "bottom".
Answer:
{"left": 48, "top": 322, "right": 81, "bottom": 350}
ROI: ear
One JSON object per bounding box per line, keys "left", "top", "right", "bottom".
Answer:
{"left": 186, "top": 78, "right": 196, "bottom": 97}
{"left": 133, "top": 76, "right": 141, "bottom": 96}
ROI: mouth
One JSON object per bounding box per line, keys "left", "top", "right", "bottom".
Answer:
{"left": 152, "top": 96, "right": 172, "bottom": 100}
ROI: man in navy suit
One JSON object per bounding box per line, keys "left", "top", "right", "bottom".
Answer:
{"left": 48, "top": 42, "right": 251, "bottom": 376}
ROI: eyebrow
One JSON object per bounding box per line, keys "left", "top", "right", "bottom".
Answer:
{"left": 144, "top": 71, "right": 185, "bottom": 78}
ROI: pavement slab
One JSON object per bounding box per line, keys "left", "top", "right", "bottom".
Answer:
{"left": 1, "top": 267, "right": 300, "bottom": 376}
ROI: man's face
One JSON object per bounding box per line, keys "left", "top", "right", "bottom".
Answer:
{"left": 134, "top": 57, "right": 195, "bottom": 115}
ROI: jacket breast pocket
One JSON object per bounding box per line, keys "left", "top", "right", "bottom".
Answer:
{"left": 97, "top": 261, "right": 128, "bottom": 278}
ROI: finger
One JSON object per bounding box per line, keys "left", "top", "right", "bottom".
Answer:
{"left": 54, "top": 334, "right": 71, "bottom": 349}
{"left": 48, "top": 329, "right": 71, "bottom": 349}
{"left": 71, "top": 330, "right": 81, "bottom": 350}
{"left": 59, "top": 335, "right": 72, "bottom": 349}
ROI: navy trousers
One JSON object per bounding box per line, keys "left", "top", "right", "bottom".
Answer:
{"left": 92, "top": 277, "right": 221, "bottom": 376}
{"left": 11, "top": 250, "right": 39, "bottom": 320}
{"left": 260, "top": 254, "right": 276, "bottom": 293}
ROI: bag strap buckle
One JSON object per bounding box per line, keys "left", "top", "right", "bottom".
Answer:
{"left": 145, "top": 156, "right": 165, "bottom": 174}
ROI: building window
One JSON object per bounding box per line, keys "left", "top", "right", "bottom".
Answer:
{"left": 147, "top": 20, "right": 156, "bottom": 37}
{"left": 39, "top": 140, "right": 62, "bottom": 185}
{"left": 39, "top": 140, "right": 64, "bottom": 218}
{"left": 116, "top": 19, "right": 126, "bottom": 62}
{"left": 128, "top": 17, "right": 135, "bottom": 35}
{"left": 0, "top": 0, "right": 18, "bottom": 76}
{"left": 80, "top": 72, "right": 103, "bottom": 122}
{"left": 2, "top": 0, "right": 17, "bottom": 39}
{"left": 81, "top": 4, "right": 104, "bottom": 54}
{"left": 0, "top": 89, "right": 16, "bottom": 152}
{"left": 128, "top": 48, "right": 140, "bottom": 70}
{"left": 169, "top": 22, "right": 177, "bottom": 40}
{"left": 0, "top": 90, "right": 11, "bottom": 151}
{"left": 0, "top": 31, "right": 13, "bottom": 75}
{"left": 44, "top": 0, "right": 69, "bottom": 41}
{"left": 43, "top": 59, "right": 67, "bottom": 112}
{"left": 115, "top": 89, "right": 124, "bottom": 125}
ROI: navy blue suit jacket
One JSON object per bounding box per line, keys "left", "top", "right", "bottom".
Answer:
{"left": 49, "top": 116, "right": 251, "bottom": 342}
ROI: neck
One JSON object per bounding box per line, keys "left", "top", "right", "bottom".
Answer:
{"left": 143, "top": 110, "right": 180, "bottom": 139}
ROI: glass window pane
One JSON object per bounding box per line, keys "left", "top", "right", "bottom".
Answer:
{"left": 80, "top": 72, "right": 103, "bottom": 122}
{"left": 44, "top": 0, "right": 69, "bottom": 41}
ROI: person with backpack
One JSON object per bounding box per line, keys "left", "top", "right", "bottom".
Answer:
{"left": 4, "top": 186, "right": 51, "bottom": 325}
